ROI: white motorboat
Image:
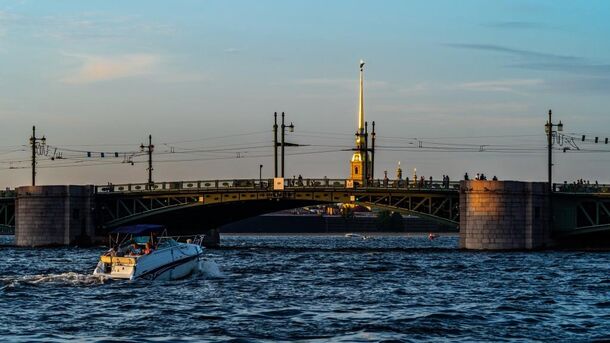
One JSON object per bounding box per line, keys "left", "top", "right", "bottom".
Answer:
{"left": 93, "top": 224, "right": 205, "bottom": 281}
{"left": 345, "top": 233, "right": 372, "bottom": 240}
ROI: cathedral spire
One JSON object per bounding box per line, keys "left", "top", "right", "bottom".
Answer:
{"left": 350, "top": 60, "right": 370, "bottom": 183}
{"left": 358, "top": 60, "right": 365, "bottom": 133}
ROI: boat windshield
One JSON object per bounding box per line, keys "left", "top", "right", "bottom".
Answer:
{"left": 133, "top": 236, "right": 150, "bottom": 244}
{"left": 157, "top": 237, "right": 178, "bottom": 249}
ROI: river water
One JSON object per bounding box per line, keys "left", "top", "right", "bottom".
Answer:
{"left": 0, "top": 234, "right": 609, "bottom": 342}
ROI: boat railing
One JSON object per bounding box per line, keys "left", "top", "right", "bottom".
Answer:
{"left": 158, "top": 234, "right": 206, "bottom": 247}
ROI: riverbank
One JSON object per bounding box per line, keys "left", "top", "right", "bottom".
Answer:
{"left": 220, "top": 213, "right": 455, "bottom": 234}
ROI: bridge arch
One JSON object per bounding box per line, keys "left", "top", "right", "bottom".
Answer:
{"left": 95, "top": 185, "right": 460, "bottom": 235}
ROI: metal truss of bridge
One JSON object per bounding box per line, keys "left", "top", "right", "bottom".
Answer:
{"left": 94, "top": 178, "right": 460, "bottom": 229}
{"left": 0, "top": 190, "right": 15, "bottom": 234}
{"left": 553, "top": 190, "right": 610, "bottom": 238}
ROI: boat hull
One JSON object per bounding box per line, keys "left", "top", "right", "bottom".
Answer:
{"left": 93, "top": 243, "right": 204, "bottom": 281}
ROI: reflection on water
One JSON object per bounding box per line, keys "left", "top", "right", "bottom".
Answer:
{"left": 0, "top": 234, "right": 609, "bottom": 342}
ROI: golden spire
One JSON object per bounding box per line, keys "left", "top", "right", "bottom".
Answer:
{"left": 356, "top": 60, "right": 365, "bottom": 147}
{"left": 358, "top": 59, "right": 365, "bottom": 131}
{"left": 350, "top": 60, "right": 367, "bottom": 181}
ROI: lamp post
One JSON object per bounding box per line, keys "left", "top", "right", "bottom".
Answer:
{"left": 544, "top": 109, "right": 563, "bottom": 194}
{"left": 259, "top": 164, "right": 263, "bottom": 188}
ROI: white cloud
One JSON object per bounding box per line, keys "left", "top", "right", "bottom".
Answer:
{"left": 0, "top": 10, "right": 19, "bottom": 38}
{"left": 294, "top": 78, "right": 388, "bottom": 90}
{"left": 375, "top": 102, "right": 538, "bottom": 127}
{"left": 377, "top": 102, "right": 531, "bottom": 116}
{"left": 61, "top": 53, "right": 161, "bottom": 84}
{"left": 400, "top": 79, "right": 544, "bottom": 94}
{"left": 224, "top": 48, "right": 243, "bottom": 54}
{"left": 455, "top": 79, "right": 544, "bottom": 92}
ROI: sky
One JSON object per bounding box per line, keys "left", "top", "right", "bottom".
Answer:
{"left": 1, "top": 0, "right": 610, "bottom": 187}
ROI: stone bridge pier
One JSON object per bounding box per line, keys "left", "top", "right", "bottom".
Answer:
{"left": 15, "top": 185, "right": 95, "bottom": 246}
{"left": 14, "top": 185, "right": 223, "bottom": 247}
{"left": 459, "top": 180, "right": 551, "bottom": 250}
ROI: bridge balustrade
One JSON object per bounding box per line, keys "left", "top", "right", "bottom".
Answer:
{"left": 554, "top": 183, "right": 610, "bottom": 193}
{"left": 94, "top": 178, "right": 461, "bottom": 194}
{"left": 0, "top": 189, "right": 15, "bottom": 198}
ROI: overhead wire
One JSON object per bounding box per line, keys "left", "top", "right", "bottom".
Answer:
{"left": 4, "top": 130, "right": 610, "bottom": 173}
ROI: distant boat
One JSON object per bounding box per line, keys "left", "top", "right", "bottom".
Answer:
{"left": 344, "top": 233, "right": 373, "bottom": 240}
{"left": 428, "top": 233, "right": 439, "bottom": 240}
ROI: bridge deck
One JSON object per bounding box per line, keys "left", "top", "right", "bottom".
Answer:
{"left": 4, "top": 180, "right": 610, "bottom": 237}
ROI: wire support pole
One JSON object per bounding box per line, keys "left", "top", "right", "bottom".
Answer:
{"left": 371, "top": 121, "right": 376, "bottom": 180}
{"left": 273, "top": 112, "right": 278, "bottom": 178}
{"left": 31, "top": 126, "right": 35, "bottom": 186}
{"left": 363, "top": 121, "right": 369, "bottom": 185}
{"left": 29, "top": 126, "right": 46, "bottom": 186}
{"left": 141, "top": 135, "right": 154, "bottom": 189}
{"left": 547, "top": 110, "right": 553, "bottom": 194}
{"left": 281, "top": 112, "right": 285, "bottom": 178}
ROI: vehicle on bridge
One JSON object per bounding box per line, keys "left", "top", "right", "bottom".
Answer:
{"left": 93, "top": 224, "right": 205, "bottom": 281}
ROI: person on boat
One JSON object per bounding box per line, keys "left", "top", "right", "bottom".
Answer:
{"left": 127, "top": 242, "right": 142, "bottom": 256}
{"left": 150, "top": 233, "right": 158, "bottom": 249}
{"left": 143, "top": 242, "right": 154, "bottom": 255}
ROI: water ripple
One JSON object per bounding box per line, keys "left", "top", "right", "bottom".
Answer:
{"left": 0, "top": 235, "right": 609, "bottom": 342}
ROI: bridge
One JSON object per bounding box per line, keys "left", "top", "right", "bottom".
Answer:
{"left": 4, "top": 178, "right": 610, "bottom": 249}
{"left": 93, "top": 178, "right": 460, "bottom": 232}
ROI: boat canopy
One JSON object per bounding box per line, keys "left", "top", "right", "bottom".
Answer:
{"left": 111, "top": 224, "right": 165, "bottom": 235}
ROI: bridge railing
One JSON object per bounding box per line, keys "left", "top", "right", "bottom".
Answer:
{"left": 0, "top": 189, "right": 15, "bottom": 198}
{"left": 94, "top": 178, "right": 460, "bottom": 194}
{"left": 553, "top": 183, "right": 610, "bottom": 193}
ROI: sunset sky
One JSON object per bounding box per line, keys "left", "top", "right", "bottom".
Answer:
{"left": 1, "top": 0, "right": 610, "bottom": 187}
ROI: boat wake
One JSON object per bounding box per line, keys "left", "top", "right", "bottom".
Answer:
{"left": 0, "top": 261, "right": 224, "bottom": 291}
{"left": 197, "top": 259, "right": 225, "bottom": 278}
{"left": 0, "top": 272, "right": 108, "bottom": 290}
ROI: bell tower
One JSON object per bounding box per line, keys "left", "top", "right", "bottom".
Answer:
{"left": 350, "top": 60, "right": 370, "bottom": 182}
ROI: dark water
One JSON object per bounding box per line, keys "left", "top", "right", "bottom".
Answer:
{"left": 1, "top": 234, "right": 609, "bottom": 342}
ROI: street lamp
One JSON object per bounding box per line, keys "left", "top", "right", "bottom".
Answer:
{"left": 545, "top": 109, "right": 563, "bottom": 194}
{"left": 259, "top": 164, "right": 263, "bottom": 188}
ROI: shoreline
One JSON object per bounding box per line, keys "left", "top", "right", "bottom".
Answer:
{"left": 221, "top": 232, "right": 459, "bottom": 237}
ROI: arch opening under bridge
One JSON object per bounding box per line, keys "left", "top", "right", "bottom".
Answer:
{"left": 95, "top": 179, "right": 461, "bottom": 235}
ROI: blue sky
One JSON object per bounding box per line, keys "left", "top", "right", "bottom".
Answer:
{"left": 1, "top": 0, "right": 610, "bottom": 186}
